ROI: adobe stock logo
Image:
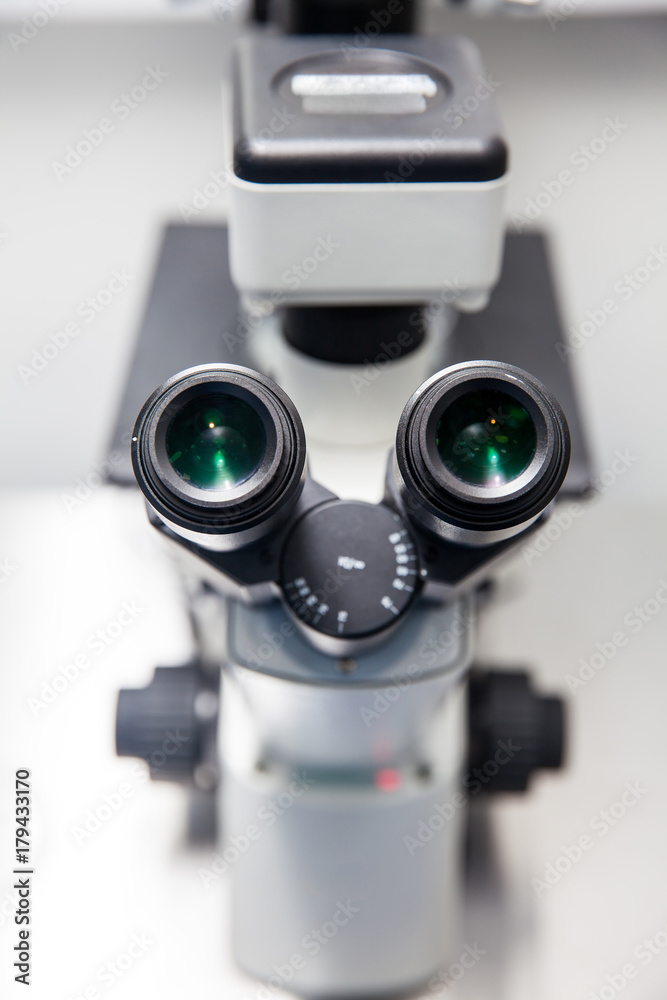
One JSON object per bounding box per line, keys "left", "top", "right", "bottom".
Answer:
{"left": 404, "top": 739, "right": 520, "bottom": 856}
{"left": 7, "top": 0, "right": 70, "bottom": 53}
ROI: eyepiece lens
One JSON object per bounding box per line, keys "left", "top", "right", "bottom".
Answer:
{"left": 165, "top": 392, "right": 266, "bottom": 490}
{"left": 436, "top": 389, "right": 537, "bottom": 486}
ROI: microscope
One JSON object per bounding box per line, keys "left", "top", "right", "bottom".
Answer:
{"left": 112, "top": 3, "right": 590, "bottom": 996}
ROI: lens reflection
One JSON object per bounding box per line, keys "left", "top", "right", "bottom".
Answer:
{"left": 436, "top": 390, "right": 536, "bottom": 486}
{"left": 166, "top": 393, "right": 266, "bottom": 490}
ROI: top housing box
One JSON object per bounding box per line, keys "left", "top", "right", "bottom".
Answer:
{"left": 228, "top": 35, "right": 509, "bottom": 309}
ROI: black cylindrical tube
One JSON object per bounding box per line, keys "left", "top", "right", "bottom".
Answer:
{"left": 132, "top": 364, "right": 307, "bottom": 551}
{"left": 393, "top": 361, "right": 571, "bottom": 546}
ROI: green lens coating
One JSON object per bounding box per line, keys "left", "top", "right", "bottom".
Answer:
{"left": 165, "top": 392, "right": 267, "bottom": 491}
{"left": 436, "top": 389, "right": 537, "bottom": 486}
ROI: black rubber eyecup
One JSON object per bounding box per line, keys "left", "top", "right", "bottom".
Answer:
{"left": 395, "top": 361, "right": 571, "bottom": 534}
{"left": 131, "top": 364, "right": 307, "bottom": 540}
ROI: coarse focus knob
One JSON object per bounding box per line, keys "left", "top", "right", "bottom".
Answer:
{"left": 116, "top": 666, "right": 216, "bottom": 782}
{"left": 468, "top": 670, "right": 565, "bottom": 792}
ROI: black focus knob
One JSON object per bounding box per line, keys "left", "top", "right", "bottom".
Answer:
{"left": 116, "top": 666, "right": 216, "bottom": 782}
{"left": 468, "top": 670, "right": 565, "bottom": 793}
{"left": 280, "top": 500, "right": 419, "bottom": 653}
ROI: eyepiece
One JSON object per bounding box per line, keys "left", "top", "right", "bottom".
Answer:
{"left": 394, "top": 361, "right": 570, "bottom": 545}
{"left": 132, "top": 365, "right": 307, "bottom": 551}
